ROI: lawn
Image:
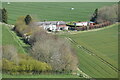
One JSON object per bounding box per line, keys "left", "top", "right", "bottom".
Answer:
{"left": 2, "top": 2, "right": 116, "bottom": 24}
{"left": 60, "top": 24, "right": 118, "bottom": 78}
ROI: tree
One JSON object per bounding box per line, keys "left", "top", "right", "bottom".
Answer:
{"left": 2, "top": 8, "right": 7, "bottom": 23}
{"left": 90, "top": 4, "right": 118, "bottom": 23}
{"left": 30, "top": 30, "right": 78, "bottom": 72}
{"left": 2, "top": 45, "right": 19, "bottom": 65}
{"left": 90, "top": 8, "right": 98, "bottom": 23}
{"left": 15, "top": 15, "right": 40, "bottom": 37}
{"left": 118, "top": 2, "right": 120, "bottom": 22}
{"left": 24, "top": 15, "right": 32, "bottom": 25}
{"left": 0, "top": 9, "right": 2, "bottom": 22}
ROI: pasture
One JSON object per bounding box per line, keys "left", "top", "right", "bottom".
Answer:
{"left": 60, "top": 24, "right": 118, "bottom": 78}
{"left": 2, "top": 2, "right": 115, "bottom": 24}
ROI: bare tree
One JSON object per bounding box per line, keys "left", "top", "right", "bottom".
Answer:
{"left": 2, "top": 45, "right": 19, "bottom": 65}
{"left": 30, "top": 31, "right": 78, "bottom": 72}
{"left": 91, "top": 4, "right": 118, "bottom": 23}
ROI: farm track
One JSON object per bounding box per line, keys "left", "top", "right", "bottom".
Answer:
{"left": 66, "top": 37, "right": 118, "bottom": 73}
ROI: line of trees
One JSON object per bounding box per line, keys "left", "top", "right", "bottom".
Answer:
{"left": 2, "top": 45, "right": 52, "bottom": 74}
{"left": 90, "top": 4, "right": 118, "bottom": 23}
{"left": 29, "top": 30, "right": 78, "bottom": 73}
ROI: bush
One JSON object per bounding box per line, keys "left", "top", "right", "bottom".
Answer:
{"left": 18, "top": 54, "right": 52, "bottom": 74}
{"left": 2, "top": 53, "right": 52, "bottom": 74}
{"left": 2, "top": 58, "right": 18, "bottom": 74}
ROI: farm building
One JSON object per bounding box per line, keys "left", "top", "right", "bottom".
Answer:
{"left": 74, "top": 21, "right": 95, "bottom": 26}
{"left": 34, "top": 21, "right": 68, "bottom": 31}
{"left": 68, "top": 21, "right": 95, "bottom": 31}
{"left": 68, "top": 21, "right": 111, "bottom": 31}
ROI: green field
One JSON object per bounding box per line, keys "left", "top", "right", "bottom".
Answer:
{"left": 60, "top": 24, "right": 118, "bottom": 78}
{"left": 2, "top": 2, "right": 116, "bottom": 24}
{"left": 2, "top": 74, "right": 80, "bottom": 78}
{"left": 2, "top": 24, "right": 26, "bottom": 54}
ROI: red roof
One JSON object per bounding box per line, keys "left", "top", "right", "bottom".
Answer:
{"left": 56, "top": 25, "right": 66, "bottom": 27}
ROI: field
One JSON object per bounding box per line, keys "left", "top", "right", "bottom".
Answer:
{"left": 60, "top": 24, "right": 118, "bottom": 78}
{"left": 2, "top": 24, "right": 26, "bottom": 54}
{"left": 2, "top": 2, "right": 116, "bottom": 24}
{"left": 2, "top": 74, "right": 80, "bottom": 78}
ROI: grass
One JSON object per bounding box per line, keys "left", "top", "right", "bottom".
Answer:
{"left": 2, "top": 2, "right": 116, "bottom": 24}
{"left": 2, "top": 74, "right": 80, "bottom": 78}
{"left": 2, "top": 24, "right": 26, "bottom": 54}
{"left": 0, "top": 24, "right": 2, "bottom": 45}
{"left": 60, "top": 24, "right": 118, "bottom": 78}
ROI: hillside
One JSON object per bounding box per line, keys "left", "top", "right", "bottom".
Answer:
{"left": 2, "top": 2, "right": 116, "bottom": 24}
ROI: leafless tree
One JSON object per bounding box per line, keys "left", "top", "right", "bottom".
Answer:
{"left": 91, "top": 4, "right": 118, "bottom": 23}
{"left": 2, "top": 45, "right": 19, "bottom": 65}
{"left": 30, "top": 31, "right": 78, "bottom": 72}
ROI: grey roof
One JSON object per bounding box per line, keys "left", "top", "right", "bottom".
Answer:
{"left": 34, "top": 21, "right": 66, "bottom": 26}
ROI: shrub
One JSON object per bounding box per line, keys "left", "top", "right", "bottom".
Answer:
{"left": 2, "top": 53, "right": 52, "bottom": 74}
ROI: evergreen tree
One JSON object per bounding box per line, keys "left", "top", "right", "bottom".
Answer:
{"left": 24, "top": 15, "right": 32, "bottom": 25}
{"left": 90, "top": 8, "right": 98, "bottom": 23}
{"left": 0, "top": 9, "right": 2, "bottom": 22}
{"left": 2, "top": 8, "right": 7, "bottom": 23}
{"left": 118, "top": 1, "right": 120, "bottom": 22}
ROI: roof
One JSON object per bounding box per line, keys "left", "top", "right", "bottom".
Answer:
{"left": 34, "top": 21, "right": 66, "bottom": 26}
